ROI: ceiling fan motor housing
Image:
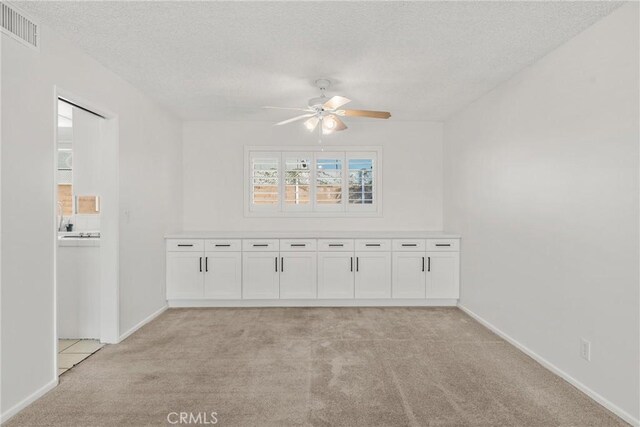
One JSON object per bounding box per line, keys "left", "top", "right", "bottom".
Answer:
{"left": 308, "top": 78, "right": 332, "bottom": 108}
{"left": 308, "top": 96, "right": 328, "bottom": 109}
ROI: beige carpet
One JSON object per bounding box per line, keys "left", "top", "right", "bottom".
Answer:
{"left": 7, "top": 307, "right": 627, "bottom": 426}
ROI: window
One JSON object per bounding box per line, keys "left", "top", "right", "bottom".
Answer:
{"left": 250, "top": 155, "right": 279, "bottom": 208}
{"left": 246, "top": 147, "right": 380, "bottom": 216}
{"left": 348, "top": 158, "right": 374, "bottom": 205}
{"left": 284, "top": 155, "right": 311, "bottom": 208}
{"left": 316, "top": 157, "right": 343, "bottom": 207}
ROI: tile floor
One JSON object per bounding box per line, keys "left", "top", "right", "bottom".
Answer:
{"left": 57, "top": 339, "right": 104, "bottom": 376}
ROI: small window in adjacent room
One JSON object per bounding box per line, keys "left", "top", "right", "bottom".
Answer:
{"left": 76, "top": 195, "right": 100, "bottom": 214}
{"left": 246, "top": 147, "right": 380, "bottom": 216}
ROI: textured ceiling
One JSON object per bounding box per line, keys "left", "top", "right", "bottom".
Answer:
{"left": 17, "top": 1, "right": 621, "bottom": 121}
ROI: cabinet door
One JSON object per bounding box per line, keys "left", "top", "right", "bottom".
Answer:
{"left": 242, "top": 252, "right": 279, "bottom": 299}
{"left": 318, "top": 252, "right": 354, "bottom": 299}
{"left": 426, "top": 252, "right": 460, "bottom": 299}
{"left": 166, "top": 252, "right": 203, "bottom": 299}
{"left": 204, "top": 252, "right": 242, "bottom": 299}
{"left": 279, "top": 252, "right": 317, "bottom": 299}
{"left": 355, "top": 252, "right": 391, "bottom": 298}
{"left": 392, "top": 252, "right": 426, "bottom": 298}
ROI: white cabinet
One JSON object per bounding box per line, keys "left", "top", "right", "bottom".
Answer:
{"left": 167, "top": 241, "right": 242, "bottom": 299}
{"left": 204, "top": 252, "right": 242, "bottom": 299}
{"left": 392, "top": 252, "right": 426, "bottom": 298}
{"left": 426, "top": 252, "right": 460, "bottom": 299}
{"left": 166, "top": 236, "right": 460, "bottom": 304}
{"left": 280, "top": 252, "right": 317, "bottom": 299}
{"left": 354, "top": 252, "right": 392, "bottom": 298}
{"left": 318, "top": 252, "right": 354, "bottom": 299}
{"left": 242, "top": 252, "right": 280, "bottom": 299}
{"left": 166, "top": 252, "right": 204, "bottom": 299}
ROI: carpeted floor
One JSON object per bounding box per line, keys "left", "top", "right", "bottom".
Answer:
{"left": 6, "top": 307, "right": 627, "bottom": 426}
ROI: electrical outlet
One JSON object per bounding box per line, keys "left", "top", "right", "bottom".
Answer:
{"left": 580, "top": 338, "right": 591, "bottom": 361}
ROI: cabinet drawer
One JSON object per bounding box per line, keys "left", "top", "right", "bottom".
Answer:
{"left": 242, "top": 239, "right": 280, "bottom": 252}
{"left": 355, "top": 239, "right": 391, "bottom": 251}
{"left": 205, "top": 239, "right": 241, "bottom": 252}
{"left": 318, "top": 239, "right": 354, "bottom": 252}
{"left": 280, "top": 239, "right": 317, "bottom": 251}
{"left": 426, "top": 239, "right": 459, "bottom": 251}
{"left": 166, "top": 239, "right": 204, "bottom": 252}
{"left": 392, "top": 239, "right": 426, "bottom": 251}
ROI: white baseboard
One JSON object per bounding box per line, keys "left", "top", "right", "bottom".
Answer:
{"left": 118, "top": 305, "right": 167, "bottom": 342}
{"left": 0, "top": 377, "right": 58, "bottom": 424}
{"left": 457, "top": 304, "right": 639, "bottom": 427}
{"left": 168, "top": 298, "right": 458, "bottom": 308}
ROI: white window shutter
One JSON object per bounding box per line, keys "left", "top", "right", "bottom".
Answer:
{"left": 249, "top": 152, "right": 280, "bottom": 212}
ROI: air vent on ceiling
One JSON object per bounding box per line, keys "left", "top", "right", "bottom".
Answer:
{"left": 1, "top": 2, "right": 38, "bottom": 49}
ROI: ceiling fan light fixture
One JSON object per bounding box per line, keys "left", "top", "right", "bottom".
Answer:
{"left": 324, "top": 115, "right": 337, "bottom": 130}
{"left": 304, "top": 116, "right": 319, "bottom": 132}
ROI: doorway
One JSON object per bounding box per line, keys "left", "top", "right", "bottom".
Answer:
{"left": 53, "top": 90, "right": 119, "bottom": 377}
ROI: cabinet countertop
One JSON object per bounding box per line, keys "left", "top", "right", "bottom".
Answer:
{"left": 165, "top": 231, "right": 461, "bottom": 239}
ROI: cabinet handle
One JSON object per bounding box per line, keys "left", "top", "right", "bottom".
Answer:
{"left": 402, "top": 243, "right": 417, "bottom": 247}
{"left": 178, "top": 244, "right": 193, "bottom": 247}
{"left": 253, "top": 244, "right": 269, "bottom": 247}
{"left": 356, "top": 257, "right": 359, "bottom": 272}
{"left": 199, "top": 257, "right": 202, "bottom": 272}
{"left": 275, "top": 256, "right": 278, "bottom": 272}
{"left": 205, "top": 257, "right": 208, "bottom": 272}
{"left": 290, "top": 244, "right": 306, "bottom": 247}
{"left": 422, "top": 256, "right": 425, "bottom": 272}
{"left": 435, "top": 244, "right": 451, "bottom": 247}
{"left": 428, "top": 257, "right": 431, "bottom": 272}
{"left": 329, "top": 243, "right": 344, "bottom": 247}
{"left": 350, "top": 257, "right": 353, "bottom": 272}
{"left": 365, "top": 243, "right": 381, "bottom": 247}
{"left": 215, "top": 244, "right": 231, "bottom": 247}
{"left": 281, "top": 257, "right": 284, "bottom": 272}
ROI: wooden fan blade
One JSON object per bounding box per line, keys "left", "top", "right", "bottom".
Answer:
{"left": 341, "top": 109, "right": 391, "bottom": 119}
{"left": 263, "top": 106, "right": 312, "bottom": 112}
{"left": 303, "top": 116, "right": 319, "bottom": 132}
{"left": 322, "top": 115, "right": 347, "bottom": 134}
{"left": 323, "top": 96, "right": 351, "bottom": 110}
{"left": 275, "top": 113, "right": 315, "bottom": 126}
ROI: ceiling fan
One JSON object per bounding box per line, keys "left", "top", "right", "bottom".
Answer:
{"left": 264, "top": 79, "right": 391, "bottom": 135}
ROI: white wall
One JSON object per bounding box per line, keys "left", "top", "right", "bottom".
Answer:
{"left": 1, "top": 23, "right": 182, "bottom": 419}
{"left": 183, "top": 121, "right": 443, "bottom": 231}
{"left": 443, "top": 3, "right": 639, "bottom": 424}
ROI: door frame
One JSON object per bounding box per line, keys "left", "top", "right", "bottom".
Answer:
{"left": 52, "top": 86, "right": 120, "bottom": 377}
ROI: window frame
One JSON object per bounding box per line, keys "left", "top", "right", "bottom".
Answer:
{"left": 244, "top": 146, "right": 382, "bottom": 218}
